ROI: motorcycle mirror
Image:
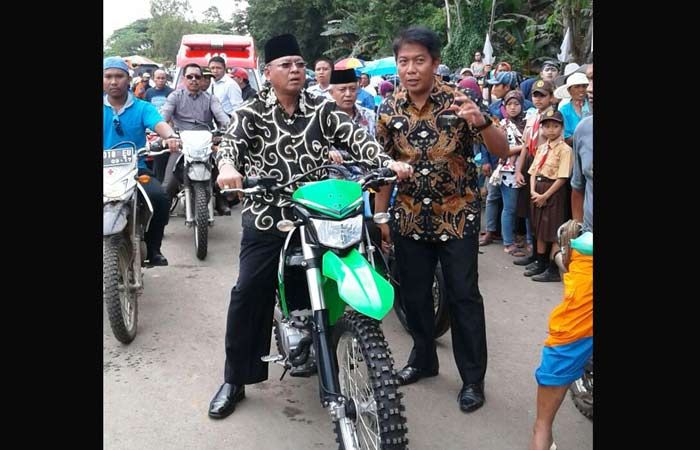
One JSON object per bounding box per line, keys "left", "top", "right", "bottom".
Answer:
{"left": 277, "top": 220, "right": 296, "bottom": 232}
{"left": 373, "top": 212, "right": 390, "bottom": 224}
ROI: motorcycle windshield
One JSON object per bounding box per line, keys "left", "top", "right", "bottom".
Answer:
{"left": 292, "top": 179, "right": 363, "bottom": 219}
{"left": 180, "top": 130, "right": 212, "bottom": 160}
{"left": 322, "top": 248, "right": 394, "bottom": 321}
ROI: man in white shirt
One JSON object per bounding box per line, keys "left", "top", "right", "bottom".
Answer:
{"left": 306, "top": 57, "right": 333, "bottom": 99}
{"left": 208, "top": 56, "right": 243, "bottom": 115}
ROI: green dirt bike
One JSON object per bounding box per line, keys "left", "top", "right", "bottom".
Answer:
{"left": 222, "top": 164, "right": 408, "bottom": 450}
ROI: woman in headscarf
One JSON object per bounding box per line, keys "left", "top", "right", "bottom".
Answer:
{"left": 497, "top": 90, "right": 528, "bottom": 255}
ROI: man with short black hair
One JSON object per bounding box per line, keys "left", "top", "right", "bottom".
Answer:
{"left": 208, "top": 56, "right": 243, "bottom": 115}
{"left": 376, "top": 26, "right": 509, "bottom": 414}
{"left": 160, "top": 63, "right": 230, "bottom": 201}
{"left": 521, "top": 60, "right": 559, "bottom": 101}
{"left": 144, "top": 69, "right": 173, "bottom": 113}
{"left": 307, "top": 57, "right": 333, "bottom": 98}
{"left": 145, "top": 68, "right": 176, "bottom": 182}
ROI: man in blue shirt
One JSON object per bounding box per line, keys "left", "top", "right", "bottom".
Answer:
{"left": 144, "top": 69, "right": 174, "bottom": 113}
{"left": 103, "top": 57, "right": 180, "bottom": 266}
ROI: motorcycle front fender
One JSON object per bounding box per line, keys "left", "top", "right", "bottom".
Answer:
{"left": 322, "top": 248, "right": 394, "bottom": 322}
{"left": 103, "top": 202, "right": 130, "bottom": 236}
{"left": 187, "top": 163, "right": 211, "bottom": 181}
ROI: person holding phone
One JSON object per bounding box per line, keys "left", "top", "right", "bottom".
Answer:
{"left": 375, "top": 26, "right": 509, "bottom": 413}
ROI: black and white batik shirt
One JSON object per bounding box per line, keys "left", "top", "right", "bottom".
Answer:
{"left": 216, "top": 85, "right": 393, "bottom": 235}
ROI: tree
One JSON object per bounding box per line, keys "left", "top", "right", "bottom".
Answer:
{"left": 148, "top": 15, "right": 195, "bottom": 62}
{"left": 231, "top": 1, "right": 250, "bottom": 35}
{"left": 104, "top": 19, "right": 153, "bottom": 57}
{"left": 202, "top": 6, "right": 223, "bottom": 23}
{"left": 150, "top": 0, "right": 192, "bottom": 18}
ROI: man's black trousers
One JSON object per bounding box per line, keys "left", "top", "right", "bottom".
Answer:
{"left": 137, "top": 168, "right": 169, "bottom": 258}
{"left": 393, "top": 233, "right": 487, "bottom": 385}
{"left": 224, "top": 227, "right": 285, "bottom": 385}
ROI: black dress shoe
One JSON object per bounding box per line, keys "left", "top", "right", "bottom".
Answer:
{"left": 458, "top": 382, "right": 485, "bottom": 413}
{"left": 146, "top": 253, "right": 169, "bottom": 267}
{"left": 208, "top": 383, "right": 245, "bottom": 419}
{"left": 396, "top": 365, "right": 438, "bottom": 386}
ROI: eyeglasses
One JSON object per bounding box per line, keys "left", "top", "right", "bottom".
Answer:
{"left": 268, "top": 60, "right": 307, "bottom": 70}
{"left": 185, "top": 74, "right": 203, "bottom": 80}
{"left": 113, "top": 115, "right": 124, "bottom": 136}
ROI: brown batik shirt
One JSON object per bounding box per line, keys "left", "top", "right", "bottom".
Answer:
{"left": 376, "top": 77, "right": 484, "bottom": 242}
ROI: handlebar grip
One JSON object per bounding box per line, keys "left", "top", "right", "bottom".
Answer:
{"left": 149, "top": 141, "right": 165, "bottom": 152}
{"left": 243, "top": 177, "right": 259, "bottom": 189}
{"left": 377, "top": 168, "right": 396, "bottom": 178}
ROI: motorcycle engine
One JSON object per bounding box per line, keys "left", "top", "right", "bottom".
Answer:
{"left": 273, "top": 306, "right": 315, "bottom": 375}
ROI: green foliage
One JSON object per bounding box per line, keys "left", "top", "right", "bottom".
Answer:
{"left": 104, "top": 19, "right": 152, "bottom": 57}
{"left": 441, "top": 0, "right": 490, "bottom": 70}
{"left": 103, "top": 0, "right": 592, "bottom": 73}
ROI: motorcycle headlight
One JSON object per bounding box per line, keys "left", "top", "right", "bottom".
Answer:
{"left": 185, "top": 145, "right": 211, "bottom": 160}
{"left": 309, "top": 215, "right": 363, "bottom": 249}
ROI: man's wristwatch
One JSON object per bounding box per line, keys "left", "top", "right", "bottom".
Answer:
{"left": 473, "top": 114, "right": 493, "bottom": 132}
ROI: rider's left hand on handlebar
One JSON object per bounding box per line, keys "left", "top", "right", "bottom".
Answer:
{"left": 388, "top": 161, "right": 413, "bottom": 180}
{"left": 164, "top": 138, "right": 180, "bottom": 153}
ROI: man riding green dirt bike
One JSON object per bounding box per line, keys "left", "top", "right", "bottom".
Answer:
{"left": 206, "top": 34, "right": 413, "bottom": 449}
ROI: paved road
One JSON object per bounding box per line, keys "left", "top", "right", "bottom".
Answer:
{"left": 103, "top": 208, "right": 592, "bottom": 449}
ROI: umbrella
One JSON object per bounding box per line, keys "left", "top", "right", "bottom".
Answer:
{"left": 125, "top": 55, "right": 161, "bottom": 67}
{"left": 335, "top": 57, "right": 365, "bottom": 70}
{"left": 361, "top": 57, "right": 397, "bottom": 77}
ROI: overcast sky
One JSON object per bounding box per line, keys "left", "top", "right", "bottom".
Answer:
{"left": 103, "top": 0, "right": 246, "bottom": 42}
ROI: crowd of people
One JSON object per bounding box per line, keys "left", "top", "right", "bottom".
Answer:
{"left": 104, "top": 25, "right": 593, "bottom": 450}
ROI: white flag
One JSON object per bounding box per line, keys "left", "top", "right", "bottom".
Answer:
{"left": 483, "top": 33, "right": 494, "bottom": 65}
{"left": 558, "top": 27, "right": 572, "bottom": 63}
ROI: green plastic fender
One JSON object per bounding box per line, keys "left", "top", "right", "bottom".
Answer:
{"left": 571, "top": 231, "right": 593, "bottom": 256}
{"left": 322, "top": 249, "right": 394, "bottom": 321}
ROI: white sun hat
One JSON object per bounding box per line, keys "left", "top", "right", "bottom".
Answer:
{"left": 554, "top": 72, "right": 589, "bottom": 99}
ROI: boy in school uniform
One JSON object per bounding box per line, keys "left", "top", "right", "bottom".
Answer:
{"left": 526, "top": 109, "right": 573, "bottom": 282}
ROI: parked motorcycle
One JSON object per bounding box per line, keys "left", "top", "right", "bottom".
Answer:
{"left": 103, "top": 141, "right": 170, "bottom": 344}
{"left": 168, "top": 125, "right": 224, "bottom": 260}
{"left": 221, "top": 164, "right": 409, "bottom": 449}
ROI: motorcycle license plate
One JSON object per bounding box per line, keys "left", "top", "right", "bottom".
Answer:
{"left": 104, "top": 148, "right": 135, "bottom": 168}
